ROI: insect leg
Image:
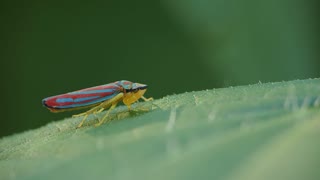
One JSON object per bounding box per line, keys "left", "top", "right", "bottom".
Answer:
{"left": 141, "top": 96, "right": 153, "bottom": 101}
{"left": 95, "top": 102, "right": 118, "bottom": 127}
{"left": 75, "top": 104, "right": 105, "bottom": 128}
{"left": 96, "top": 108, "right": 105, "bottom": 113}
{"left": 93, "top": 108, "right": 105, "bottom": 119}
{"left": 141, "top": 96, "right": 161, "bottom": 110}
{"left": 94, "top": 93, "right": 124, "bottom": 127}
{"left": 75, "top": 93, "right": 124, "bottom": 128}
{"left": 72, "top": 112, "right": 87, "bottom": 118}
{"left": 77, "top": 114, "right": 88, "bottom": 128}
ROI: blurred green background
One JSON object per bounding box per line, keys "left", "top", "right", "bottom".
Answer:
{"left": 1, "top": 0, "right": 319, "bottom": 138}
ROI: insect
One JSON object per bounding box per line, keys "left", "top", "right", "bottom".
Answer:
{"left": 42, "top": 80, "right": 153, "bottom": 128}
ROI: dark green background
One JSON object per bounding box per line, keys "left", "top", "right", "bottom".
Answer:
{"left": 1, "top": 0, "right": 319, "bottom": 137}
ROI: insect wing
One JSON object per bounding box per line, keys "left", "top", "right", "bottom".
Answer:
{"left": 43, "top": 83, "right": 121, "bottom": 109}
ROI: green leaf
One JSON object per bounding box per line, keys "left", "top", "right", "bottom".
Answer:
{"left": 1, "top": 78, "right": 320, "bottom": 180}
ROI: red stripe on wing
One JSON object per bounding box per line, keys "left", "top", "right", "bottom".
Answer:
{"left": 43, "top": 83, "right": 122, "bottom": 109}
